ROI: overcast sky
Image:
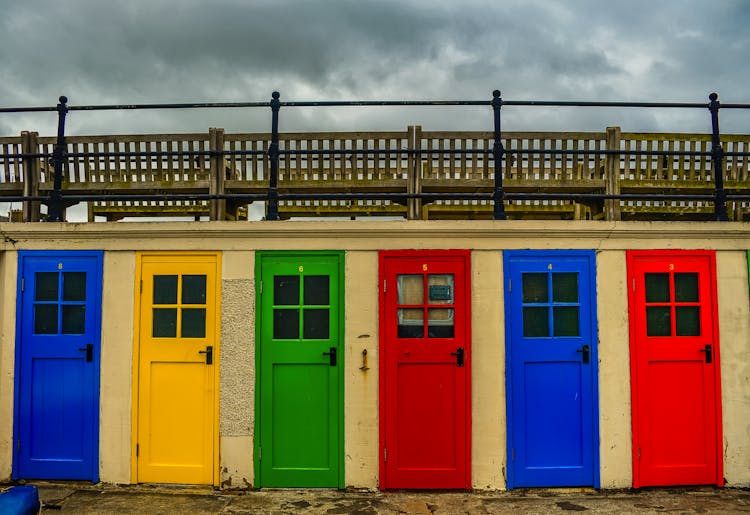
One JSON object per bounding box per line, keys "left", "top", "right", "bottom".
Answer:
{"left": 1, "top": 0, "right": 749, "bottom": 138}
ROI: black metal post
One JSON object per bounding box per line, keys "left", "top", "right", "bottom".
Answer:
{"left": 266, "top": 91, "right": 281, "bottom": 221}
{"left": 709, "top": 92, "right": 728, "bottom": 221}
{"left": 492, "top": 90, "right": 507, "bottom": 220}
{"left": 48, "top": 95, "right": 68, "bottom": 222}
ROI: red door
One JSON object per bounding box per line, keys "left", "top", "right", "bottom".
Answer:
{"left": 627, "top": 250, "right": 723, "bottom": 487}
{"left": 379, "top": 250, "right": 471, "bottom": 489}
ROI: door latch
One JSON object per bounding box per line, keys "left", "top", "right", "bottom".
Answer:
{"left": 576, "top": 344, "right": 590, "bottom": 364}
{"left": 323, "top": 347, "right": 337, "bottom": 366}
{"left": 450, "top": 347, "right": 464, "bottom": 367}
{"left": 198, "top": 345, "right": 213, "bottom": 365}
{"left": 699, "top": 344, "right": 712, "bottom": 364}
{"left": 78, "top": 343, "right": 93, "bottom": 362}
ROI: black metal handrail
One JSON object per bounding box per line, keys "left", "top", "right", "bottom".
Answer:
{"left": 0, "top": 91, "right": 749, "bottom": 222}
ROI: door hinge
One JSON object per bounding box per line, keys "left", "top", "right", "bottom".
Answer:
{"left": 632, "top": 278, "right": 636, "bottom": 292}
{"left": 139, "top": 279, "right": 143, "bottom": 294}
{"left": 136, "top": 443, "right": 139, "bottom": 457}
{"left": 508, "top": 279, "right": 511, "bottom": 292}
{"left": 512, "top": 448, "right": 515, "bottom": 461}
{"left": 21, "top": 277, "right": 24, "bottom": 292}
{"left": 259, "top": 280, "right": 263, "bottom": 294}
{"left": 15, "top": 439, "right": 20, "bottom": 453}
{"left": 258, "top": 447, "right": 262, "bottom": 461}
{"left": 637, "top": 447, "right": 641, "bottom": 460}
{"left": 383, "top": 448, "right": 387, "bottom": 462}
{"left": 383, "top": 279, "right": 386, "bottom": 293}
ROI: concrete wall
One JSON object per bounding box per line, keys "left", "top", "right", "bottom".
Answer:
{"left": 0, "top": 250, "right": 16, "bottom": 481}
{"left": 0, "top": 220, "right": 748, "bottom": 489}
{"left": 219, "top": 251, "right": 255, "bottom": 490}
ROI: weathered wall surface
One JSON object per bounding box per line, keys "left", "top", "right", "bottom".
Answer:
{"left": 99, "top": 251, "right": 136, "bottom": 484}
{"left": 219, "top": 251, "right": 255, "bottom": 490}
{"left": 716, "top": 251, "right": 750, "bottom": 487}
{"left": 0, "top": 250, "right": 16, "bottom": 481}
{"left": 595, "top": 250, "right": 633, "bottom": 488}
{"left": 471, "top": 251, "right": 506, "bottom": 490}
{"left": 0, "top": 220, "right": 748, "bottom": 488}
{"left": 344, "top": 251, "right": 379, "bottom": 488}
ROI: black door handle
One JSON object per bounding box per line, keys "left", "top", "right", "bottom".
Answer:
{"left": 576, "top": 344, "right": 590, "bottom": 364}
{"left": 323, "top": 347, "right": 337, "bottom": 366}
{"left": 78, "top": 343, "right": 93, "bottom": 362}
{"left": 198, "top": 345, "right": 213, "bottom": 365}
{"left": 699, "top": 344, "right": 712, "bottom": 364}
{"left": 450, "top": 347, "right": 464, "bottom": 367}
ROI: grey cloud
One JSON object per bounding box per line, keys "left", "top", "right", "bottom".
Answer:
{"left": 0, "top": 0, "right": 748, "bottom": 136}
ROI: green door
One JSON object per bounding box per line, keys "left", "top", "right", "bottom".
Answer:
{"left": 256, "top": 251, "right": 344, "bottom": 487}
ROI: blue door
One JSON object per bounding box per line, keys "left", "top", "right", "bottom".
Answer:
{"left": 13, "top": 251, "right": 103, "bottom": 481}
{"left": 504, "top": 250, "right": 599, "bottom": 488}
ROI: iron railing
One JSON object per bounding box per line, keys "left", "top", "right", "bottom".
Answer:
{"left": 0, "top": 91, "right": 749, "bottom": 222}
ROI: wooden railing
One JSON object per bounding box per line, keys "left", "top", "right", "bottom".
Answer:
{"left": 2, "top": 127, "right": 749, "bottom": 221}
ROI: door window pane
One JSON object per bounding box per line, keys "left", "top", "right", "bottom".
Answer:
{"left": 153, "top": 275, "right": 178, "bottom": 304}
{"left": 397, "top": 275, "right": 423, "bottom": 304}
{"left": 428, "top": 308, "right": 454, "bottom": 338}
{"left": 304, "top": 276, "right": 329, "bottom": 306}
{"left": 553, "top": 306, "right": 579, "bottom": 337}
{"left": 182, "top": 275, "right": 206, "bottom": 304}
{"left": 397, "top": 308, "right": 423, "bottom": 338}
{"left": 675, "top": 273, "right": 699, "bottom": 302}
{"left": 522, "top": 273, "right": 548, "bottom": 303}
{"left": 676, "top": 306, "right": 700, "bottom": 336}
{"left": 34, "top": 304, "right": 58, "bottom": 334}
{"left": 63, "top": 272, "right": 86, "bottom": 301}
{"left": 552, "top": 273, "right": 578, "bottom": 303}
{"left": 427, "top": 275, "right": 454, "bottom": 304}
{"left": 274, "top": 309, "right": 299, "bottom": 339}
{"left": 274, "top": 276, "right": 300, "bottom": 306}
{"left": 645, "top": 273, "right": 670, "bottom": 302}
{"left": 182, "top": 308, "right": 206, "bottom": 338}
{"left": 35, "top": 272, "right": 58, "bottom": 301}
{"left": 523, "top": 306, "right": 549, "bottom": 337}
{"left": 62, "top": 305, "right": 86, "bottom": 334}
{"left": 153, "top": 308, "right": 177, "bottom": 337}
{"left": 646, "top": 306, "right": 671, "bottom": 336}
{"left": 303, "top": 309, "right": 329, "bottom": 339}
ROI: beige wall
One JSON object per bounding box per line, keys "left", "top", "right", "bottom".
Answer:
{"left": 1, "top": 220, "right": 749, "bottom": 488}
{"left": 0, "top": 250, "right": 16, "bottom": 481}
{"left": 99, "top": 252, "right": 136, "bottom": 484}
{"left": 219, "top": 251, "right": 255, "bottom": 489}
{"left": 716, "top": 251, "right": 750, "bottom": 487}
{"left": 471, "top": 251, "right": 506, "bottom": 490}
{"left": 344, "top": 251, "right": 379, "bottom": 488}
{"left": 595, "top": 251, "right": 633, "bottom": 488}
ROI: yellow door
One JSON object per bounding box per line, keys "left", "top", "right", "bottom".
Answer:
{"left": 133, "top": 253, "right": 220, "bottom": 485}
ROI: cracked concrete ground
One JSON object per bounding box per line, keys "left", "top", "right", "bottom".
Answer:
{"left": 5, "top": 483, "right": 749, "bottom": 514}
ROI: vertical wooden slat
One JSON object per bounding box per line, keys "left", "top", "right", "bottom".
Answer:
{"left": 604, "top": 126, "right": 621, "bottom": 221}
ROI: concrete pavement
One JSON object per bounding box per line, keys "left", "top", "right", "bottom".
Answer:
{"left": 6, "top": 482, "right": 750, "bottom": 514}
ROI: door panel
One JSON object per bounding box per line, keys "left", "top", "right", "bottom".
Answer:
{"left": 627, "top": 251, "right": 722, "bottom": 487}
{"left": 379, "top": 250, "right": 470, "bottom": 490}
{"left": 135, "top": 254, "right": 219, "bottom": 485}
{"left": 505, "top": 250, "right": 598, "bottom": 488}
{"left": 256, "top": 252, "right": 343, "bottom": 488}
{"left": 14, "top": 251, "right": 103, "bottom": 481}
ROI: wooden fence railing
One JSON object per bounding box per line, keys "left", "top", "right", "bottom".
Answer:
{"left": 1, "top": 127, "right": 749, "bottom": 221}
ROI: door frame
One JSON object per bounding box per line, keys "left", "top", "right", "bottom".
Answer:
{"left": 130, "top": 251, "right": 222, "bottom": 485}
{"left": 503, "top": 249, "right": 601, "bottom": 489}
{"left": 253, "top": 250, "right": 345, "bottom": 489}
{"left": 627, "top": 249, "right": 724, "bottom": 488}
{"left": 12, "top": 250, "right": 104, "bottom": 482}
{"left": 378, "top": 249, "right": 472, "bottom": 490}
